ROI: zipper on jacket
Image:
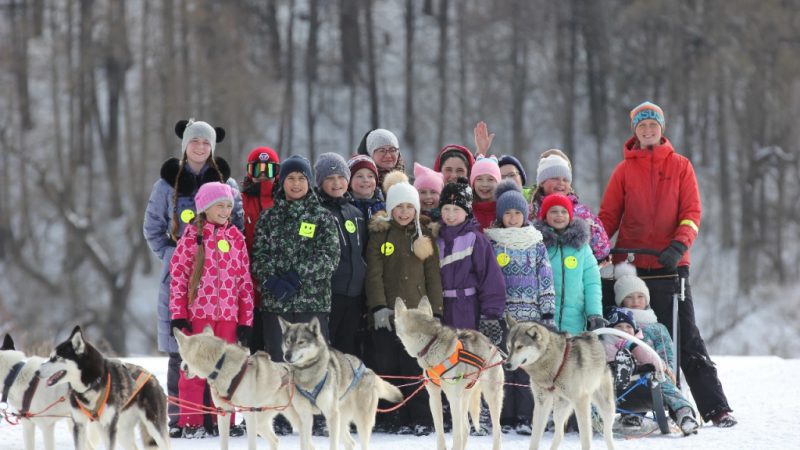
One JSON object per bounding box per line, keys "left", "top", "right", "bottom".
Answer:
{"left": 558, "top": 242, "right": 565, "bottom": 330}
{"left": 213, "top": 225, "right": 222, "bottom": 319}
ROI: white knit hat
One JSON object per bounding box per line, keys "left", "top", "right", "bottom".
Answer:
{"left": 383, "top": 173, "right": 433, "bottom": 260}
{"left": 536, "top": 154, "right": 572, "bottom": 185}
{"left": 366, "top": 129, "right": 399, "bottom": 156}
{"left": 614, "top": 275, "right": 650, "bottom": 306}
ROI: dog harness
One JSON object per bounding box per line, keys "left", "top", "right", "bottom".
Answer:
{"left": 295, "top": 359, "right": 365, "bottom": 408}
{"left": 73, "top": 368, "right": 152, "bottom": 421}
{"left": 1, "top": 361, "right": 25, "bottom": 403}
{"left": 424, "top": 340, "right": 485, "bottom": 389}
{"left": 2, "top": 361, "right": 48, "bottom": 418}
{"left": 545, "top": 342, "right": 572, "bottom": 392}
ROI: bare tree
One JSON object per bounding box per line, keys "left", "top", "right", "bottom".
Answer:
{"left": 404, "top": 0, "right": 418, "bottom": 161}
{"left": 435, "top": 0, "right": 450, "bottom": 149}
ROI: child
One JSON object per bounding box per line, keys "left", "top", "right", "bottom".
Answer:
{"left": 314, "top": 152, "right": 367, "bottom": 357}
{"left": 434, "top": 144, "right": 475, "bottom": 184}
{"left": 533, "top": 194, "right": 603, "bottom": 334}
{"left": 169, "top": 182, "right": 254, "bottom": 439}
{"left": 250, "top": 155, "right": 340, "bottom": 362}
{"left": 484, "top": 180, "right": 555, "bottom": 435}
{"left": 348, "top": 154, "right": 386, "bottom": 222}
{"left": 365, "top": 171, "right": 443, "bottom": 436}
{"left": 143, "top": 119, "right": 243, "bottom": 437}
{"left": 240, "top": 146, "right": 280, "bottom": 354}
{"left": 413, "top": 162, "right": 444, "bottom": 222}
{"left": 470, "top": 155, "right": 501, "bottom": 230}
{"left": 436, "top": 177, "right": 506, "bottom": 333}
{"left": 604, "top": 307, "right": 700, "bottom": 436}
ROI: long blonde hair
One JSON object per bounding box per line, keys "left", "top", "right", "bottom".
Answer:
{"left": 169, "top": 154, "right": 225, "bottom": 241}
{"left": 187, "top": 214, "right": 207, "bottom": 305}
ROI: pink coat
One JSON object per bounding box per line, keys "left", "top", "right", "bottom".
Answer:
{"left": 170, "top": 221, "right": 254, "bottom": 326}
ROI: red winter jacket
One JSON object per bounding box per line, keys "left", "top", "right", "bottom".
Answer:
{"left": 241, "top": 179, "right": 276, "bottom": 253}
{"left": 599, "top": 137, "right": 701, "bottom": 269}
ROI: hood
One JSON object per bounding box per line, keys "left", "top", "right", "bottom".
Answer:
{"left": 535, "top": 217, "right": 590, "bottom": 249}
{"left": 484, "top": 225, "right": 543, "bottom": 250}
{"left": 623, "top": 136, "right": 675, "bottom": 162}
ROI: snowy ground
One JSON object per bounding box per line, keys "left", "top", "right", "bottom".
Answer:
{"left": 0, "top": 355, "right": 795, "bottom": 449}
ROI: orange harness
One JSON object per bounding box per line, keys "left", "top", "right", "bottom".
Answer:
{"left": 424, "top": 340, "right": 485, "bottom": 388}
{"left": 74, "top": 370, "right": 152, "bottom": 421}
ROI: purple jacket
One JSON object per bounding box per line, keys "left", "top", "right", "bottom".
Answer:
{"left": 436, "top": 218, "right": 507, "bottom": 329}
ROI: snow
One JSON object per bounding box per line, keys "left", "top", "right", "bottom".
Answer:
{"left": 0, "top": 356, "right": 795, "bottom": 449}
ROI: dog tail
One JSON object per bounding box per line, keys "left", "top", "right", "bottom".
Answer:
{"left": 376, "top": 377, "right": 403, "bottom": 403}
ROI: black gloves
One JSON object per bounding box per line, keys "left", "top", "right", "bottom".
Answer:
{"left": 265, "top": 275, "right": 298, "bottom": 302}
{"left": 284, "top": 271, "right": 301, "bottom": 289}
{"left": 236, "top": 325, "right": 252, "bottom": 347}
{"left": 478, "top": 317, "right": 506, "bottom": 347}
{"left": 587, "top": 315, "right": 608, "bottom": 331}
{"left": 658, "top": 240, "right": 688, "bottom": 271}
{"left": 170, "top": 318, "right": 191, "bottom": 336}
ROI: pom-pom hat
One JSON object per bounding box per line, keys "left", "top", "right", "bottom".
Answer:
{"left": 495, "top": 179, "right": 529, "bottom": 223}
{"left": 439, "top": 177, "right": 473, "bottom": 216}
{"left": 175, "top": 118, "right": 226, "bottom": 156}
{"left": 470, "top": 155, "right": 502, "bottom": 185}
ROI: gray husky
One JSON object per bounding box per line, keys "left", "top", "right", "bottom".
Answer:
{"left": 393, "top": 297, "right": 505, "bottom": 450}
{"left": 37, "top": 326, "right": 170, "bottom": 450}
{"left": 174, "top": 326, "right": 303, "bottom": 450}
{"left": 278, "top": 317, "right": 402, "bottom": 450}
{"left": 504, "top": 319, "right": 616, "bottom": 450}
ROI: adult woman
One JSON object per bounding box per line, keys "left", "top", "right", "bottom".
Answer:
{"left": 357, "top": 128, "right": 405, "bottom": 186}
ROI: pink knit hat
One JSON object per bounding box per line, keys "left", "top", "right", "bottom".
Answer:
{"left": 413, "top": 162, "right": 444, "bottom": 193}
{"left": 469, "top": 155, "right": 501, "bottom": 185}
{"left": 195, "top": 182, "right": 234, "bottom": 213}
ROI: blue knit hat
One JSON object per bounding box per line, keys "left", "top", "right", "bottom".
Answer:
{"left": 498, "top": 155, "right": 528, "bottom": 186}
{"left": 606, "top": 307, "right": 639, "bottom": 333}
{"left": 495, "top": 179, "right": 529, "bottom": 224}
{"left": 279, "top": 155, "right": 313, "bottom": 187}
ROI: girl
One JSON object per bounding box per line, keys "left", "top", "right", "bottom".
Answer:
{"left": 143, "top": 119, "right": 242, "bottom": 438}
{"left": 434, "top": 144, "right": 475, "bottom": 184}
{"left": 533, "top": 194, "right": 603, "bottom": 334}
{"left": 347, "top": 154, "right": 386, "bottom": 222}
{"left": 169, "top": 182, "right": 254, "bottom": 439}
{"left": 484, "top": 180, "right": 555, "bottom": 435}
{"left": 365, "top": 171, "right": 443, "bottom": 436}
{"left": 470, "top": 155, "right": 501, "bottom": 230}
{"left": 413, "top": 162, "right": 444, "bottom": 221}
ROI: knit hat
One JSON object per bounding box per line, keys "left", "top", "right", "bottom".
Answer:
{"left": 246, "top": 147, "right": 280, "bottom": 179}
{"left": 613, "top": 262, "right": 651, "bottom": 306}
{"left": 314, "top": 152, "right": 350, "bottom": 187}
{"left": 195, "top": 182, "right": 233, "bottom": 213}
{"left": 383, "top": 171, "right": 419, "bottom": 214}
{"left": 606, "top": 307, "right": 639, "bottom": 333}
{"left": 347, "top": 154, "right": 379, "bottom": 180}
{"left": 413, "top": 162, "right": 444, "bottom": 193}
{"left": 470, "top": 155, "right": 502, "bottom": 185}
{"left": 630, "top": 101, "right": 666, "bottom": 131}
{"left": 365, "top": 129, "right": 399, "bottom": 157}
{"left": 175, "top": 119, "right": 225, "bottom": 156}
{"left": 434, "top": 144, "right": 476, "bottom": 172}
{"left": 536, "top": 154, "right": 573, "bottom": 185}
{"left": 498, "top": 155, "right": 528, "bottom": 186}
{"left": 495, "top": 179, "right": 529, "bottom": 223}
{"left": 439, "top": 177, "right": 473, "bottom": 216}
{"left": 538, "top": 194, "right": 574, "bottom": 221}
{"left": 539, "top": 149, "right": 572, "bottom": 168}
{"left": 279, "top": 155, "right": 313, "bottom": 187}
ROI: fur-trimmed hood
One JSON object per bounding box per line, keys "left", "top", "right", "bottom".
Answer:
{"left": 160, "top": 156, "right": 232, "bottom": 196}
{"left": 534, "top": 217, "right": 590, "bottom": 249}
{"left": 484, "top": 225, "right": 543, "bottom": 250}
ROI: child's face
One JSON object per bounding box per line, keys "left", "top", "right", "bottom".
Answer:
{"left": 502, "top": 209, "right": 525, "bottom": 228}
{"left": 418, "top": 188, "right": 440, "bottom": 210}
{"left": 545, "top": 205, "right": 570, "bottom": 230}
{"left": 614, "top": 323, "right": 635, "bottom": 336}
{"left": 321, "top": 174, "right": 348, "bottom": 198}
{"left": 205, "top": 200, "right": 233, "bottom": 225}
{"left": 349, "top": 168, "right": 376, "bottom": 199}
{"left": 283, "top": 172, "right": 309, "bottom": 201}
{"left": 472, "top": 174, "right": 498, "bottom": 202}
{"left": 440, "top": 158, "right": 469, "bottom": 184}
{"left": 540, "top": 177, "right": 571, "bottom": 196}
{"left": 185, "top": 138, "right": 212, "bottom": 167}
{"left": 622, "top": 293, "right": 648, "bottom": 310}
{"left": 441, "top": 204, "right": 468, "bottom": 227}
{"left": 391, "top": 202, "right": 416, "bottom": 226}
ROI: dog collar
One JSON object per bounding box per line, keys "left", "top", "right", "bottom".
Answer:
{"left": 208, "top": 353, "right": 227, "bottom": 381}
{"left": 417, "top": 335, "right": 438, "bottom": 358}
{"left": 2, "top": 361, "right": 25, "bottom": 403}
{"left": 220, "top": 358, "right": 250, "bottom": 401}
{"left": 545, "top": 342, "right": 571, "bottom": 392}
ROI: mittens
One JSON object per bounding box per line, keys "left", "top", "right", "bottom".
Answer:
{"left": 236, "top": 325, "right": 252, "bottom": 347}
{"left": 587, "top": 315, "right": 608, "bottom": 331}
{"left": 657, "top": 240, "right": 688, "bottom": 271}
{"left": 479, "top": 317, "right": 506, "bottom": 347}
{"left": 170, "top": 318, "right": 191, "bottom": 336}
{"left": 284, "top": 270, "right": 302, "bottom": 289}
{"left": 265, "top": 275, "right": 297, "bottom": 302}
{"left": 373, "top": 307, "right": 395, "bottom": 332}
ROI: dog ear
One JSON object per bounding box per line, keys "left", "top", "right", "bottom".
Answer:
{"left": 202, "top": 325, "right": 214, "bottom": 336}
{"left": 417, "top": 296, "right": 433, "bottom": 316}
{"left": 70, "top": 327, "right": 86, "bottom": 355}
{"left": 277, "top": 316, "right": 291, "bottom": 334}
{"left": 308, "top": 316, "right": 321, "bottom": 335}
{"left": 393, "top": 297, "right": 407, "bottom": 314}
{"left": 173, "top": 328, "right": 187, "bottom": 345}
{"left": 525, "top": 324, "right": 539, "bottom": 342}
{"left": 1, "top": 334, "right": 14, "bottom": 351}
{"left": 505, "top": 313, "right": 518, "bottom": 329}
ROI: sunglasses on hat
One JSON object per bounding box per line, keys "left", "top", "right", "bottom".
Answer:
{"left": 247, "top": 161, "right": 280, "bottom": 179}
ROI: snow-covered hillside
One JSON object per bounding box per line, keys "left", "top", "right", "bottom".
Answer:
{"left": 0, "top": 355, "right": 794, "bottom": 449}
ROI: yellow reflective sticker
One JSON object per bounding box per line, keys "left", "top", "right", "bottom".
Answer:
{"left": 381, "top": 242, "right": 395, "bottom": 256}
{"left": 217, "top": 239, "right": 230, "bottom": 253}
{"left": 345, "top": 220, "right": 356, "bottom": 233}
{"left": 180, "top": 209, "right": 195, "bottom": 224}
{"left": 564, "top": 256, "right": 578, "bottom": 269}
{"left": 299, "top": 222, "right": 316, "bottom": 238}
{"left": 679, "top": 219, "right": 699, "bottom": 233}
{"left": 497, "top": 253, "right": 510, "bottom": 267}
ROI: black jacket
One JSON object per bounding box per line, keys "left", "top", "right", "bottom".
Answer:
{"left": 317, "top": 189, "right": 368, "bottom": 297}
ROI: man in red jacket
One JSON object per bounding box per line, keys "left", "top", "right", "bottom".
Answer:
{"left": 599, "top": 101, "right": 737, "bottom": 428}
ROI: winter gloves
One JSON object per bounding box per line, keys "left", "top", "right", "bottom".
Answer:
{"left": 170, "top": 318, "right": 191, "bottom": 336}
{"left": 373, "top": 307, "right": 395, "bottom": 331}
{"left": 658, "top": 240, "right": 688, "bottom": 271}
{"left": 265, "top": 270, "right": 302, "bottom": 302}
{"left": 236, "top": 325, "right": 252, "bottom": 347}
{"left": 479, "top": 316, "right": 506, "bottom": 347}
{"left": 587, "top": 315, "right": 608, "bottom": 331}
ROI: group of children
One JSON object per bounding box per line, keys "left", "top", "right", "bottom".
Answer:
{"left": 144, "top": 116, "right": 706, "bottom": 439}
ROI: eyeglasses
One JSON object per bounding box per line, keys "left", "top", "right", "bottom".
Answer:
{"left": 373, "top": 147, "right": 399, "bottom": 156}
{"left": 502, "top": 171, "right": 520, "bottom": 179}
{"left": 247, "top": 161, "right": 280, "bottom": 179}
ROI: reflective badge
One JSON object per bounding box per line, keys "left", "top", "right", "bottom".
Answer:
{"left": 381, "top": 242, "right": 395, "bottom": 256}
{"left": 564, "top": 256, "right": 578, "bottom": 269}
{"left": 299, "top": 222, "right": 316, "bottom": 238}
{"left": 217, "top": 239, "right": 230, "bottom": 253}
{"left": 497, "top": 253, "right": 510, "bottom": 267}
{"left": 180, "top": 209, "right": 195, "bottom": 224}
{"left": 345, "top": 220, "right": 356, "bottom": 233}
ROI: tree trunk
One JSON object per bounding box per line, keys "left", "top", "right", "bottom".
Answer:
{"left": 510, "top": 0, "right": 528, "bottom": 158}
{"left": 278, "top": 0, "right": 296, "bottom": 155}
{"left": 364, "top": 0, "right": 379, "bottom": 128}
{"left": 404, "top": 0, "right": 417, "bottom": 162}
{"left": 435, "top": 0, "right": 450, "bottom": 150}
{"left": 556, "top": 0, "right": 577, "bottom": 167}
{"left": 266, "top": 0, "right": 283, "bottom": 79}
{"left": 716, "top": 67, "right": 734, "bottom": 248}
{"left": 10, "top": 1, "right": 33, "bottom": 130}
{"left": 306, "top": 0, "right": 320, "bottom": 161}
{"left": 339, "top": 0, "right": 362, "bottom": 84}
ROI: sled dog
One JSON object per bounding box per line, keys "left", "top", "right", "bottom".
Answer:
{"left": 278, "top": 316, "right": 402, "bottom": 450}
{"left": 175, "top": 326, "right": 303, "bottom": 450}
{"left": 504, "top": 319, "right": 616, "bottom": 450}
{"left": 393, "top": 297, "right": 504, "bottom": 450}
{"left": 37, "top": 326, "right": 170, "bottom": 450}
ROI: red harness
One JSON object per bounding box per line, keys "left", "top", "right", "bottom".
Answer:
{"left": 545, "top": 342, "right": 571, "bottom": 392}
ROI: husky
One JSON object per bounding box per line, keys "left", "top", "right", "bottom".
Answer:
{"left": 278, "top": 317, "right": 402, "bottom": 450}
{"left": 504, "top": 319, "right": 616, "bottom": 450}
{"left": 174, "top": 326, "right": 303, "bottom": 450}
{"left": 37, "top": 326, "right": 170, "bottom": 450}
{"left": 393, "top": 297, "right": 505, "bottom": 450}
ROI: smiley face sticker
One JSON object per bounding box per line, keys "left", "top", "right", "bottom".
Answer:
{"left": 217, "top": 239, "right": 231, "bottom": 253}
{"left": 180, "top": 209, "right": 195, "bottom": 224}
{"left": 299, "top": 222, "right": 316, "bottom": 238}
{"left": 496, "top": 253, "right": 510, "bottom": 267}
{"left": 345, "top": 220, "right": 356, "bottom": 234}
{"left": 381, "top": 242, "right": 395, "bottom": 256}
{"left": 564, "top": 256, "right": 578, "bottom": 269}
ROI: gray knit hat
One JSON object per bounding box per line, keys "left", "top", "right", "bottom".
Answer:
{"left": 179, "top": 119, "right": 220, "bottom": 155}
{"left": 536, "top": 154, "right": 572, "bottom": 185}
{"left": 495, "top": 179, "right": 529, "bottom": 224}
{"left": 314, "top": 152, "right": 350, "bottom": 187}
{"left": 365, "top": 129, "right": 399, "bottom": 156}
